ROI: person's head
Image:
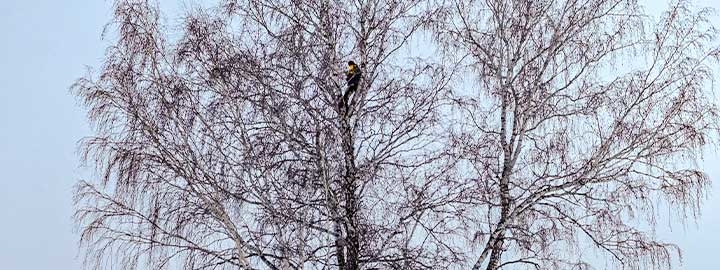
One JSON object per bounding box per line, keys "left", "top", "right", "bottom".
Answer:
{"left": 347, "top": 61, "right": 356, "bottom": 67}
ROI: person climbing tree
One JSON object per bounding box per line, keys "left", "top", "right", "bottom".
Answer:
{"left": 339, "top": 60, "right": 362, "bottom": 110}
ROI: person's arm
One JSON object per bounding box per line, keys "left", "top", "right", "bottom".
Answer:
{"left": 346, "top": 68, "right": 354, "bottom": 81}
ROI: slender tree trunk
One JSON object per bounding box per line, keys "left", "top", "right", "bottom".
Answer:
{"left": 486, "top": 171, "right": 510, "bottom": 270}
{"left": 343, "top": 12, "right": 365, "bottom": 265}
{"left": 341, "top": 114, "right": 360, "bottom": 270}
{"left": 475, "top": 79, "right": 514, "bottom": 270}
{"left": 335, "top": 221, "right": 347, "bottom": 270}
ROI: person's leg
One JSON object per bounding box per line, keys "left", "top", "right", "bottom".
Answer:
{"left": 342, "top": 84, "right": 357, "bottom": 106}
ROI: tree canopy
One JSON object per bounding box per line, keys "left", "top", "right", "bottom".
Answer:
{"left": 74, "top": 0, "right": 720, "bottom": 269}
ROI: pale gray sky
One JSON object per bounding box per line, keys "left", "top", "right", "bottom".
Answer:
{"left": 0, "top": 1, "right": 718, "bottom": 269}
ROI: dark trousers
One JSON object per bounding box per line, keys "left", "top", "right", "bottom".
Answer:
{"left": 340, "top": 83, "right": 358, "bottom": 109}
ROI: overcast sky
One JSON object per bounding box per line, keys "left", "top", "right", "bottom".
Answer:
{"left": 0, "top": 1, "right": 719, "bottom": 269}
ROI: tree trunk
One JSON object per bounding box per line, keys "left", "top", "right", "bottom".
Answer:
{"left": 341, "top": 114, "right": 361, "bottom": 270}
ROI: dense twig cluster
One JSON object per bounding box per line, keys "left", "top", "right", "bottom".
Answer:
{"left": 74, "top": 0, "right": 719, "bottom": 269}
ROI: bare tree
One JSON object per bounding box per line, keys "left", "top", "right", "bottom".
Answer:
{"left": 74, "top": 0, "right": 720, "bottom": 269}
{"left": 440, "top": 0, "right": 720, "bottom": 269}
{"left": 73, "top": 0, "right": 467, "bottom": 269}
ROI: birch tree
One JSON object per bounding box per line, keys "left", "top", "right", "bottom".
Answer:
{"left": 74, "top": 0, "right": 720, "bottom": 269}
{"left": 74, "top": 0, "right": 461, "bottom": 269}
{"left": 442, "top": 0, "right": 720, "bottom": 269}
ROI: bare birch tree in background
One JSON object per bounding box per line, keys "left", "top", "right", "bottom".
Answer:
{"left": 74, "top": 0, "right": 720, "bottom": 269}
{"left": 441, "top": 0, "right": 720, "bottom": 269}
